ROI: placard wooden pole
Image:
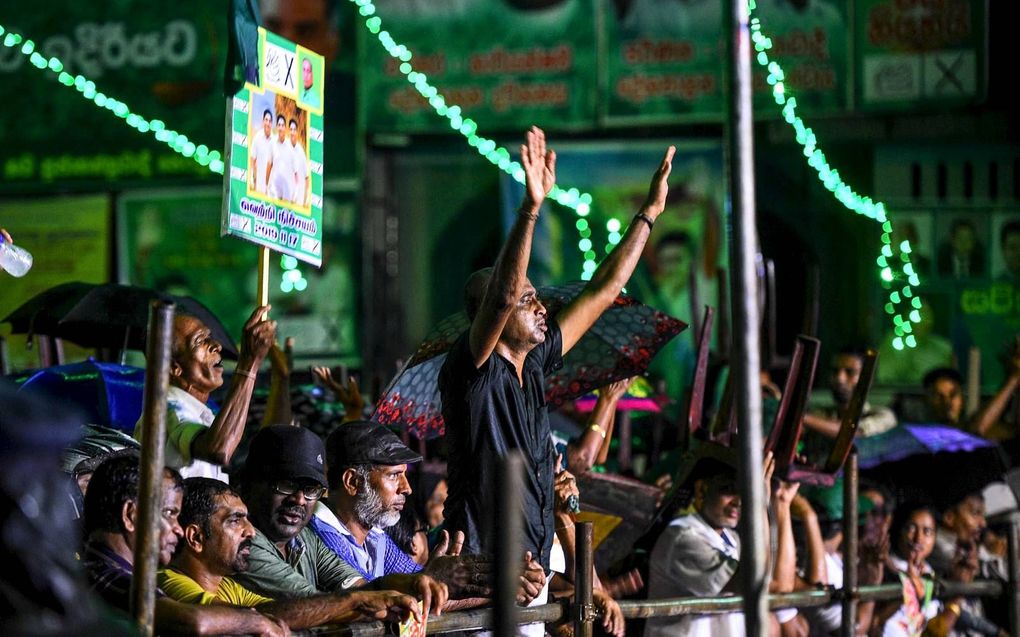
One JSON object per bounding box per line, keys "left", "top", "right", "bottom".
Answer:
{"left": 257, "top": 246, "right": 271, "bottom": 307}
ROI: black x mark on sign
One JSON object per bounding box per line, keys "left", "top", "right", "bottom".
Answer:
{"left": 934, "top": 53, "right": 964, "bottom": 93}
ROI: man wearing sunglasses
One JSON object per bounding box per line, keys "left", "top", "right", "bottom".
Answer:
{"left": 232, "top": 425, "right": 448, "bottom": 618}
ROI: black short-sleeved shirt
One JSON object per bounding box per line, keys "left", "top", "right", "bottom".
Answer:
{"left": 438, "top": 320, "right": 564, "bottom": 570}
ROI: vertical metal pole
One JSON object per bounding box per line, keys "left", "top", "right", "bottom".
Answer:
{"left": 0, "top": 335, "right": 9, "bottom": 375}
{"left": 37, "top": 335, "right": 55, "bottom": 368}
{"left": 574, "top": 522, "right": 595, "bottom": 637}
{"left": 54, "top": 337, "right": 66, "bottom": 365}
{"left": 966, "top": 346, "right": 981, "bottom": 417}
{"left": 617, "top": 411, "right": 632, "bottom": 473}
{"left": 130, "top": 300, "right": 175, "bottom": 636}
{"left": 1007, "top": 512, "right": 1020, "bottom": 637}
{"left": 841, "top": 451, "right": 859, "bottom": 637}
{"left": 495, "top": 452, "right": 524, "bottom": 637}
{"left": 725, "top": 0, "right": 766, "bottom": 633}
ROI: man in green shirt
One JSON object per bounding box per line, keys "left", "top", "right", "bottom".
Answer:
{"left": 231, "top": 426, "right": 447, "bottom": 617}
{"left": 161, "top": 477, "right": 426, "bottom": 629}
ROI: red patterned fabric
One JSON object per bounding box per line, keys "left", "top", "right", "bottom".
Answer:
{"left": 372, "top": 282, "right": 686, "bottom": 439}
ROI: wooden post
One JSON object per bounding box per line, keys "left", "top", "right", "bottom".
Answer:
{"left": 574, "top": 522, "right": 595, "bottom": 637}
{"left": 257, "top": 246, "right": 271, "bottom": 307}
{"left": 130, "top": 299, "right": 175, "bottom": 636}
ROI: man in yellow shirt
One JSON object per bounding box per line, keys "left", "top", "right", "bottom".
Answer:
{"left": 159, "top": 477, "right": 432, "bottom": 629}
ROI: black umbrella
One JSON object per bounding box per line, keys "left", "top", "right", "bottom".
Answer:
{"left": 373, "top": 281, "right": 687, "bottom": 438}
{"left": 2, "top": 282, "right": 239, "bottom": 359}
{"left": 2, "top": 281, "right": 94, "bottom": 337}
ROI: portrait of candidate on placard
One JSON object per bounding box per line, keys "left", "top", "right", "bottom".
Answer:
{"left": 248, "top": 90, "right": 312, "bottom": 213}
{"left": 297, "top": 50, "right": 324, "bottom": 112}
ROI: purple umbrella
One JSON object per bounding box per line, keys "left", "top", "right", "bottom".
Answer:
{"left": 858, "top": 423, "right": 1007, "bottom": 506}
{"left": 857, "top": 424, "right": 997, "bottom": 469}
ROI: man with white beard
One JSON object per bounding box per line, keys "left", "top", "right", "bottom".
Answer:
{"left": 310, "top": 421, "right": 429, "bottom": 580}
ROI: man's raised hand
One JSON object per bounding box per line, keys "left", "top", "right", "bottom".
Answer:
{"left": 240, "top": 305, "right": 277, "bottom": 365}
{"left": 642, "top": 145, "right": 676, "bottom": 220}
{"left": 520, "top": 126, "right": 556, "bottom": 216}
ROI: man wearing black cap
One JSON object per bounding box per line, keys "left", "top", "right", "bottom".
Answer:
{"left": 310, "top": 421, "right": 427, "bottom": 580}
{"left": 232, "top": 425, "right": 448, "bottom": 616}
{"left": 312, "top": 421, "right": 492, "bottom": 597}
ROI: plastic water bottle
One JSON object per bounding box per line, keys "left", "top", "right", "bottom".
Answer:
{"left": 0, "top": 235, "right": 33, "bottom": 277}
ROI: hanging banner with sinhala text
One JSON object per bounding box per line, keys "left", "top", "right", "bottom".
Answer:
{"left": 222, "top": 27, "right": 325, "bottom": 267}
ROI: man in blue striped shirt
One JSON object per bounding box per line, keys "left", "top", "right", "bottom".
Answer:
{"left": 311, "top": 421, "right": 493, "bottom": 600}
{"left": 310, "top": 421, "right": 425, "bottom": 581}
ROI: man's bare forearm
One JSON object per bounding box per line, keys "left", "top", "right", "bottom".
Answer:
{"left": 802, "top": 413, "right": 841, "bottom": 438}
{"left": 468, "top": 210, "right": 537, "bottom": 362}
{"left": 970, "top": 374, "right": 1020, "bottom": 436}
{"left": 771, "top": 505, "right": 796, "bottom": 593}
{"left": 192, "top": 364, "right": 258, "bottom": 465}
{"left": 260, "top": 594, "right": 362, "bottom": 629}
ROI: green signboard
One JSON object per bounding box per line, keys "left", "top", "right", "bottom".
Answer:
{"left": 0, "top": 3, "right": 226, "bottom": 190}
{"left": 602, "top": 0, "right": 850, "bottom": 124}
{"left": 359, "top": 0, "right": 598, "bottom": 133}
{"left": 0, "top": 195, "right": 110, "bottom": 372}
{"left": 223, "top": 27, "right": 325, "bottom": 266}
{"left": 854, "top": 0, "right": 987, "bottom": 110}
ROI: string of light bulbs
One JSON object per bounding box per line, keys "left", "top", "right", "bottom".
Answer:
{"left": 0, "top": 24, "right": 225, "bottom": 175}
{"left": 350, "top": 0, "right": 602, "bottom": 278}
{"left": 747, "top": 1, "right": 922, "bottom": 348}
{"left": 4, "top": 7, "right": 923, "bottom": 343}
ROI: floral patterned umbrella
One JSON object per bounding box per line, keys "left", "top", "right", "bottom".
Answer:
{"left": 372, "top": 281, "right": 686, "bottom": 439}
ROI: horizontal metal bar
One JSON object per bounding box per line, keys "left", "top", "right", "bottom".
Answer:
{"left": 295, "top": 602, "right": 566, "bottom": 636}
{"left": 294, "top": 580, "right": 1004, "bottom": 635}
{"left": 619, "top": 580, "right": 1004, "bottom": 619}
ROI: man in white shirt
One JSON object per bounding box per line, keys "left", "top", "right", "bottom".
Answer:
{"left": 134, "top": 305, "right": 276, "bottom": 482}
{"left": 287, "top": 118, "right": 309, "bottom": 207}
{"left": 249, "top": 109, "right": 275, "bottom": 194}
{"left": 645, "top": 448, "right": 775, "bottom": 637}
{"left": 268, "top": 114, "right": 292, "bottom": 202}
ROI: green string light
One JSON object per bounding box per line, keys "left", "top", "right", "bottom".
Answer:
{"left": 0, "top": 22, "right": 224, "bottom": 176}
{"left": 6, "top": 9, "right": 923, "bottom": 338}
{"left": 748, "top": 1, "right": 922, "bottom": 347}
{"left": 279, "top": 254, "right": 308, "bottom": 293}
{"left": 348, "top": 0, "right": 601, "bottom": 278}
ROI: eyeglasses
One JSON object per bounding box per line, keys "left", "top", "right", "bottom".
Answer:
{"left": 272, "top": 480, "right": 325, "bottom": 501}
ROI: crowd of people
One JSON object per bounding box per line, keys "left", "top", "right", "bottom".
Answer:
{"left": 2, "top": 127, "right": 1019, "bottom": 637}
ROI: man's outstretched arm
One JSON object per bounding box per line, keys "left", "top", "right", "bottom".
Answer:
{"left": 192, "top": 306, "right": 275, "bottom": 465}
{"left": 468, "top": 126, "right": 556, "bottom": 368}
{"left": 556, "top": 146, "right": 675, "bottom": 355}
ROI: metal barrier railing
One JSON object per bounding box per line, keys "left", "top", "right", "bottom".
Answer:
{"left": 292, "top": 452, "right": 1020, "bottom": 637}
{"left": 294, "top": 580, "right": 1004, "bottom": 636}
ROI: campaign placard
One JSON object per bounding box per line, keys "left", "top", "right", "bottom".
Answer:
{"left": 223, "top": 27, "right": 325, "bottom": 267}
